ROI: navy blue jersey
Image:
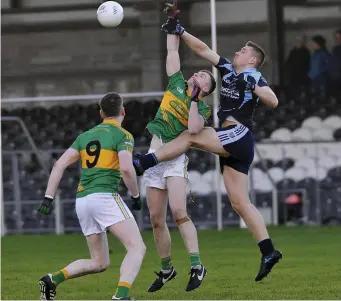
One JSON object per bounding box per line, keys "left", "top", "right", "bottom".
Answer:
{"left": 215, "top": 56, "right": 268, "bottom": 129}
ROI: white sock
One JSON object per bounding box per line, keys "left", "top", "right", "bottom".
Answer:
{"left": 192, "top": 265, "right": 202, "bottom": 270}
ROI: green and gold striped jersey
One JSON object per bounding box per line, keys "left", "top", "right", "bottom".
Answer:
{"left": 146, "top": 71, "right": 212, "bottom": 143}
{"left": 70, "top": 119, "right": 134, "bottom": 198}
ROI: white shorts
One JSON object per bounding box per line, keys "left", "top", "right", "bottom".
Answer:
{"left": 75, "top": 192, "right": 133, "bottom": 236}
{"left": 144, "top": 150, "right": 189, "bottom": 190}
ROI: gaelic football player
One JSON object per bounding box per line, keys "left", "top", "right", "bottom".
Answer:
{"left": 142, "top": 9, "right": 216, "bottom": 293}
{"left": 37, "top": 93, "right": 145, "bottom": 300}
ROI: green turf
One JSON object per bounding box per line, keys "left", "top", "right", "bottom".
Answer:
{"left": 2, "top": 227, "right": 340, "bottom": 300}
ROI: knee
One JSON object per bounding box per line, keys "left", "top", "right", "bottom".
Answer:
{"left": 93, "top": 259, "right": 110, "bottom": 273}
{"left": 139, "top": 243, "right": 147, "bottom": 257}
{"left": 172, "top": 209, "right": 190, "bottom": 226}
{"left": 229, "top": 194, "right": 251, "bottom": 214}
{"left": 150, "top": 213, "right": 166, "bottom": 230}
{"left": 128, "top": 240, "right": 147, "bottom": 257}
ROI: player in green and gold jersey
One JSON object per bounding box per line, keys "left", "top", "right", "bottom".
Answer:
{"left": 37, "top": 93, "right": 145, "bottom": 301}
{"left": 142, "top": 4, "right": 216, "bottom": 293}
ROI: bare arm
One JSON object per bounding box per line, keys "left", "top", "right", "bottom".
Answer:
{"left": 119, "top": 150, "right": 139, "bottom": 197}
{"left": 166, "top": 34, "right": 180, "bottom": 76}
{"left": 254, "top": 86, "right": 279, "bottom": 108}
{"left": 45, "top": 148, "right": 80, "bottom": 197}
{"left": 188, "top": 102, "right": 205, "bottom": 134}
{"left": 181, "top": 31, "right": 220, "bottom": 66}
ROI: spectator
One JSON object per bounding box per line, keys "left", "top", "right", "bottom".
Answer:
{"left": 327, "top": 29, "right": 341, "bottom": 97}
{"left": 308, "top": 35, "right": 330, "bottom": 93}
{"left": 285, "top": 35, "right": 310, "bottom": 98}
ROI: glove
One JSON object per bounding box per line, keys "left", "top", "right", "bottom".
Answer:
{"left": 37, "top": 196, "right": 54, "bottom": 215}
{"left": 161, "top": 18, "right": 185, "bottom": 36}
{"left": 190, "top": 79, "right": 201, "bottom": 102}
{"left": 131, "top": 194, "right": 143, "bottom": 211}
{"left": 245, "top": 75, "right": 256, "bottom": 91}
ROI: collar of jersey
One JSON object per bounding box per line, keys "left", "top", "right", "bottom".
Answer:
{"left": 233, "top": 67, "right": 257, "bottom": 75}
{"left": 102, "top": 119, "right": 119, "bottom": 126}
{"left": 186, "top": 89, "right": 203, "bottom": 100}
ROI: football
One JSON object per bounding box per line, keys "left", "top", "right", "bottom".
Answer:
{"left": 97, "top": 1, "right": 124, "bottom": 28}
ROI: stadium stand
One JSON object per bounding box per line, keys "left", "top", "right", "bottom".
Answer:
{"left": 2, "top": 91, "right": 341, "bottom": 230}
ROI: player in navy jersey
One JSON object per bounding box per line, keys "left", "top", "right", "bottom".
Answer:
{"left": 133, "top": 4, "right": 282, "bottom": 282}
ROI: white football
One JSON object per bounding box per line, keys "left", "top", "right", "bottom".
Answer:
{"left": 97, "top": 1, "right": 124, "bottom": 28}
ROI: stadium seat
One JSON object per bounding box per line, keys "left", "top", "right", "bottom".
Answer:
{"left": 323, "top": 115, "right": 341, "bottom": 130}
{"left": 312, "top": 127, "right": 334, "bottom": 141}
{"left": 275, "top": 158, "right": 295, "bottom": 171}
{"left": 285, "top": 167, "right": 306, "bottom": 182}
{"left": 270, "top": 128, "right": 292, "bottom": 142}
{"left": 291, "top": 128, "right": 313, "bottom": 141}
{"left": 302, "top": 116, "right": 323, "bottom": 130}
{"left": 268, "top": 167, "right": 285, "bottom": 183}
{"left": 282, "top": 144, "right": 305, "bottom": 160}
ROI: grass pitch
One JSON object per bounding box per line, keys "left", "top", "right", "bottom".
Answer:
{"left": 2, "top": 227, "right": 340, "bottom": 300}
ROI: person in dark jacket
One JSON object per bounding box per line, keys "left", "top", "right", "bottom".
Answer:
{"left": 308, "top": 35, "right": 330, "bottom": 93}
{"left": 327, "top": 29, "right": 341, "bottom": 97}
{"left": 285, "top": 35, "right": 310, "bottom": 98}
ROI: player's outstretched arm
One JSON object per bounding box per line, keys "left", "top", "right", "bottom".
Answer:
{"left": 166, "top": 34, "right": 181, "bottom": 76}
{"left": 181, "top": 32, "right": 220, "bottom": 66}
{"left": 119, "top": 150, "right": 139, "bottom": 197}
{"left": 45, "top": 148, "right": 80, "bottom": 197}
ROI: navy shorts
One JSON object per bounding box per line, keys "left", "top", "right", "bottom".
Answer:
{"left": 215, "top": 124, "right": 254, "bottom": 175}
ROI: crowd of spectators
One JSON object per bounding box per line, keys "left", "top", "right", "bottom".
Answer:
{"left": 285, "top": 29, "right": 341, "bottom": 99}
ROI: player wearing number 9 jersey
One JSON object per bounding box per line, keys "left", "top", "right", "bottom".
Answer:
{"left": 37, "top": 93, "right": 145, "bottom": 301}
{"left": 71, "top": 117, "right": 134, "bottom": 198}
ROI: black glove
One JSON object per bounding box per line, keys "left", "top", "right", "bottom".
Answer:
{"left": 161, "top": 18, "right": 185, "bottom": 36}
{"left": 131, "top": 195, "right": 143, "bottom": 211}
{"left": 37, "top": 196, "right": 54, "bottom": 215}
{"left": 245, "top": 75, "right": 256, "bottom": 92}
{"left": 191, "top": 79, "right": 201, "bottom": 102}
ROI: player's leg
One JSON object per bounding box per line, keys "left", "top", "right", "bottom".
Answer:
{"left": 222, "top": 165, "right": 282, "bottom": 281}
{"left": 90, "top": 192, "right": 146, "bottom": 299}
{"left": 108, "top": 218, "right": 146, "bottom": 299}
{"left": 145, "top": 178, "right": 176, "bottom": 292}
{"left": 147, "top": 187, "right": 172, "bottom": 266}
{"left": 134, "top": 127, "right": 228, "bottom": 175}
{"left": 167, "top": 176, "right": 207, "bottom": 291}
{"left": 215, "top": 125, "right": 282, "bottom": 281}
{"left": 39, "top": 233, "right": 110, "bottom": 301}
{"left": 39, "top": 194, "right": 111, "bottom": 300}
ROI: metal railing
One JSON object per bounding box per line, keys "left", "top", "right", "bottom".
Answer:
{"left": 1, "top": 117, "right": 62, "bottom": 235}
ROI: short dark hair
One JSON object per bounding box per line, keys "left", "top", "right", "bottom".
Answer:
{"left": 99, "top": 92, "right": 123, "bottom": 117}
{"left": 312, "top": 35, "right": 326, "bottom": 49}
{"left": 246, "top": 41, "right": 266, "bottom": 68}
{"left": 200, "top": 70, "right": 217, "bottom": 96}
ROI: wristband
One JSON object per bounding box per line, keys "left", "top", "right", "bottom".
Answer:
{"left": 45, "top": 195, "right": 54, "bottom": 201}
